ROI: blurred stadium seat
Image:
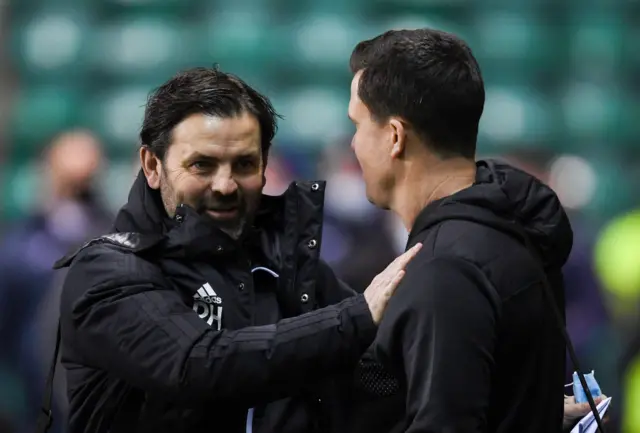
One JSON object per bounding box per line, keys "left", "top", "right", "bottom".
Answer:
{"left": 2, "top": 0, "right": 639, "bottom": 222}
{"left": 10, "top": 86, "right": 84, "bottom": 159}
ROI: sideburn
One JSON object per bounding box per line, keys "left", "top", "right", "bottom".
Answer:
{"left": 159, "top": 164, "right": 180, "bottom": 217}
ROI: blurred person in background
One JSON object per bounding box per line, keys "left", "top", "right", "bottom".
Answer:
{"left": 620, "top": 310, "right": 640, "bottom": 432}
{"left": 261, "top": 151, "right": 295, "bottom": 196}
{"left": 0, "top": 416, "right": 14, "bottom": 433}
{"left": 318, "top": 138, "right": 399, "bottom": 293}
{"left": 499, "top": 149, "right": 619, "bottom": 430}
{"left": 51, "top": 67, "right": 420, "bottom": 433}
{"left": 335, "top": 28, "right": 573, "bottom": 433}
{"left": 0, "top": 130, "right": 113, "bottom": 433}
{"left": 593, "top": 209, "right": 640, "bottom": 432}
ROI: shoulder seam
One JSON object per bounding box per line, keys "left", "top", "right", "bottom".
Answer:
{"left": 53, "top": 232, "right": 163, "bottom": 269}
{"left": 424, "top": 255, "right": 503, "bottom": 318}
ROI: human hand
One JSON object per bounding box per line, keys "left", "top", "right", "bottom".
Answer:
{"left": 563, "top": 394, "right": 609, "bottom": 430}
{"left": 364, "top": 243, "right": 422, "bottom": 324}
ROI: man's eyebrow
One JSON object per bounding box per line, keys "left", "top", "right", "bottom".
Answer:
{"left": 185, "top": 151, "right": 260, "bottom": 161}
{"left": 185, "top": 152, "right": 216, "bottom": 161}
{"left": 237, "top": 151, "right": 260, "bottom": 158}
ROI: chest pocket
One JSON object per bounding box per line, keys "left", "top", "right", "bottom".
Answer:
{"left": 160, "top": 259, "right": 233, "bottom": 331}
{"left": 192, "top": 282, "right": 224, "bottom": 330}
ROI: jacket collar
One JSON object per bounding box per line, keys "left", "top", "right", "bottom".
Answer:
{"left": 112, "top": 170, "right": 327, "bottom": 265}
{"left": 407, "top": 159, "right": 573, "bottom": 268}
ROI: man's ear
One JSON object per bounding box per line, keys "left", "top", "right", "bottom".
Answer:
{"left": 140, "top": 146, "right": 162, "bottom": 190}
{"left": 389, "top": 118, "right": 407, "bottom": 159}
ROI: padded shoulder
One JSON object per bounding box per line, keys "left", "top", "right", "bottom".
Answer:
{"left": 53, "top": 232, "right": 164, "bottom": 269}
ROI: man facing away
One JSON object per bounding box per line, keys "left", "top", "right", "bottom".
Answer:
{"left": 53, "top": 67, "right": 421, "bottom": 433}
{"left": 337, "top": 28, "right": 573, "bottom": 433}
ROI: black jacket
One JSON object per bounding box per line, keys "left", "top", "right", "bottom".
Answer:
{"left": 54, "top": 171, "right": 376, "bottom": 433}
{"left": 338, "top": 160, "right": 572, "bottom": 433}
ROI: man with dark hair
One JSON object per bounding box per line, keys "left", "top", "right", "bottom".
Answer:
{"left": 339, "top": 29, "right": 573, "bottom": 432}
{"left": 53, "top": 67, "right": 421, "bottom": 433}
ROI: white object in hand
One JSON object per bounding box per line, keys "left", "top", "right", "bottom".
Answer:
{"left": 570, "top": 397, "right": 612, "bottom": 433}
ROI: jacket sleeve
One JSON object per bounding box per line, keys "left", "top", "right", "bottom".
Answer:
{"left": 60, "top": 245, "right": 377, "bottom": 406}
{"left": 373, "top": 257, "right": 500, "bottom": 432}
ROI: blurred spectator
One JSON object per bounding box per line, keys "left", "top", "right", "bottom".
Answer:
{"left": 262, "top": 152, "right": 295, "bottom": 196}
{"left": 0, "top": 415, "right": 14, "bottom": 433}
{"left": 594, "top": 209, "right": 640, "bottom": 432}
{"left": 501, "top": 149, "right": 620, "bottom": 430}
{"left": 0, "top": 130, "right": 113, "bottom": 433}
{"left": 620, "top": 310, "right": 640, "bottom": 432}
{"left": 318, "top": 139, "right": 399, "bottom": 293}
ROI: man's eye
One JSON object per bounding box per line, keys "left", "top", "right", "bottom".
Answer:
{"left": 191, "top": 161, "right": 209, "bottom": 170}
{"left": 236, "top": 159, "right": 256, "bottom": 170}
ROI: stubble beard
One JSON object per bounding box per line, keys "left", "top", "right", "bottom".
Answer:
{"left": 159, "top": 174, "right": 178, "bottom": 218}
{"left": 160, "top": 176, "right": 247, "bottom": 240}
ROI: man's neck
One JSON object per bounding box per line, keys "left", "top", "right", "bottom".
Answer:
{"left": 392, "top": 157, "right": 477, "bottom": 231}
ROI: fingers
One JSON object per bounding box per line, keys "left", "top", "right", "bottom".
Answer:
{"left": 565, "top": 402, "right": 592, "bottom": 418}
{"left": 390, "top": 243, "right": 423, "bottom": 270}
{"left": 564, "top": 395, "right": 609, "bottom": 420}
{"left": 376, "top": 271, "right": 407, "bottom": 322}
{"left": 388, "top": 270, "right": 406, "bottom": 292}
{"left": 364, "top": 270, "right": 409, "bottom": 325}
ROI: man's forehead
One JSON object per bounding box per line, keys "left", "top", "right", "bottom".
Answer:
{"left": 348, "top": 72, "right": 367, "bottom": 119}
{"left": 173, "top": 140, "right": 260, "bottom": 160}
{"left": 173, "top": 113, "right": 259, "bottom": 139}
{"left": 350, "top": 71, "right": 362, "bottom": 97}
{"left": 169, "top": 113, "right": 261, "bottom": 157}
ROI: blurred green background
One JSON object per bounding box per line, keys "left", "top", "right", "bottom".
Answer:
{"left": 1, "top": 0, "right": 640, "bottom": 224}
{"left": 1, "top": 1, "right": 640, "bottom": 432}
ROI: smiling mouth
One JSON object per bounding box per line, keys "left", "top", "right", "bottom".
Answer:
{"left": 206, "top": 208, "right": 239, "bottom": 219}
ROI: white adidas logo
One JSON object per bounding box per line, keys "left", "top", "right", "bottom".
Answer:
{"left": 193, "top": 283, "right": 223, "bottom": 330}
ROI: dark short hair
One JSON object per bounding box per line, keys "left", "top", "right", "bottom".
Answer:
{"left": 350, "top": 28, "right": 484, "bottom": 159}
{"left": 140, "top": 66, "right": 280, "bottom": 162}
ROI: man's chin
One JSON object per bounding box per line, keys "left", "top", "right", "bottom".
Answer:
{"left": 366, "top": 193, "right": 388, "bottom": 210}
{"left": 216, "top": 225, "right": 244, "bottom": 240}
{"left": 202, "top": 212, "right": 244, "bottom": 240}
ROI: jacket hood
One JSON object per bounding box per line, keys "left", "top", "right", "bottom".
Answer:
{"left": 408, "top": 159, "right": 573, "bottom": 268}
{"left": 113, "top": 170, "right": 169, "bottom": 234}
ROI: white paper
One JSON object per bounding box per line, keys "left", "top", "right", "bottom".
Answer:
{"left": 570, "top": 397, "right": 612, "bottom": 433}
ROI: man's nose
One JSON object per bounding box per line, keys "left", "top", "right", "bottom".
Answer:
{"left": 212, "top": 168, "right": 238, "bottom": 196}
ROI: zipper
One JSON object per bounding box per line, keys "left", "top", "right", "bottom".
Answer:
{"left": 245, "top": 407, "right": 255, "bottom": 433}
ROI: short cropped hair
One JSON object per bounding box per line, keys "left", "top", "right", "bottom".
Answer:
{"left": 350, "top": 29, "right": 485, "bottom": 159}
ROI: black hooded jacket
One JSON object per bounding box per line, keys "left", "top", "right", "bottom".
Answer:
{"left": 337, "top": 160, "right": 573, "bottom": 433}
{"left": 54, "top": 171, "right": 376, "bottom": 433}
